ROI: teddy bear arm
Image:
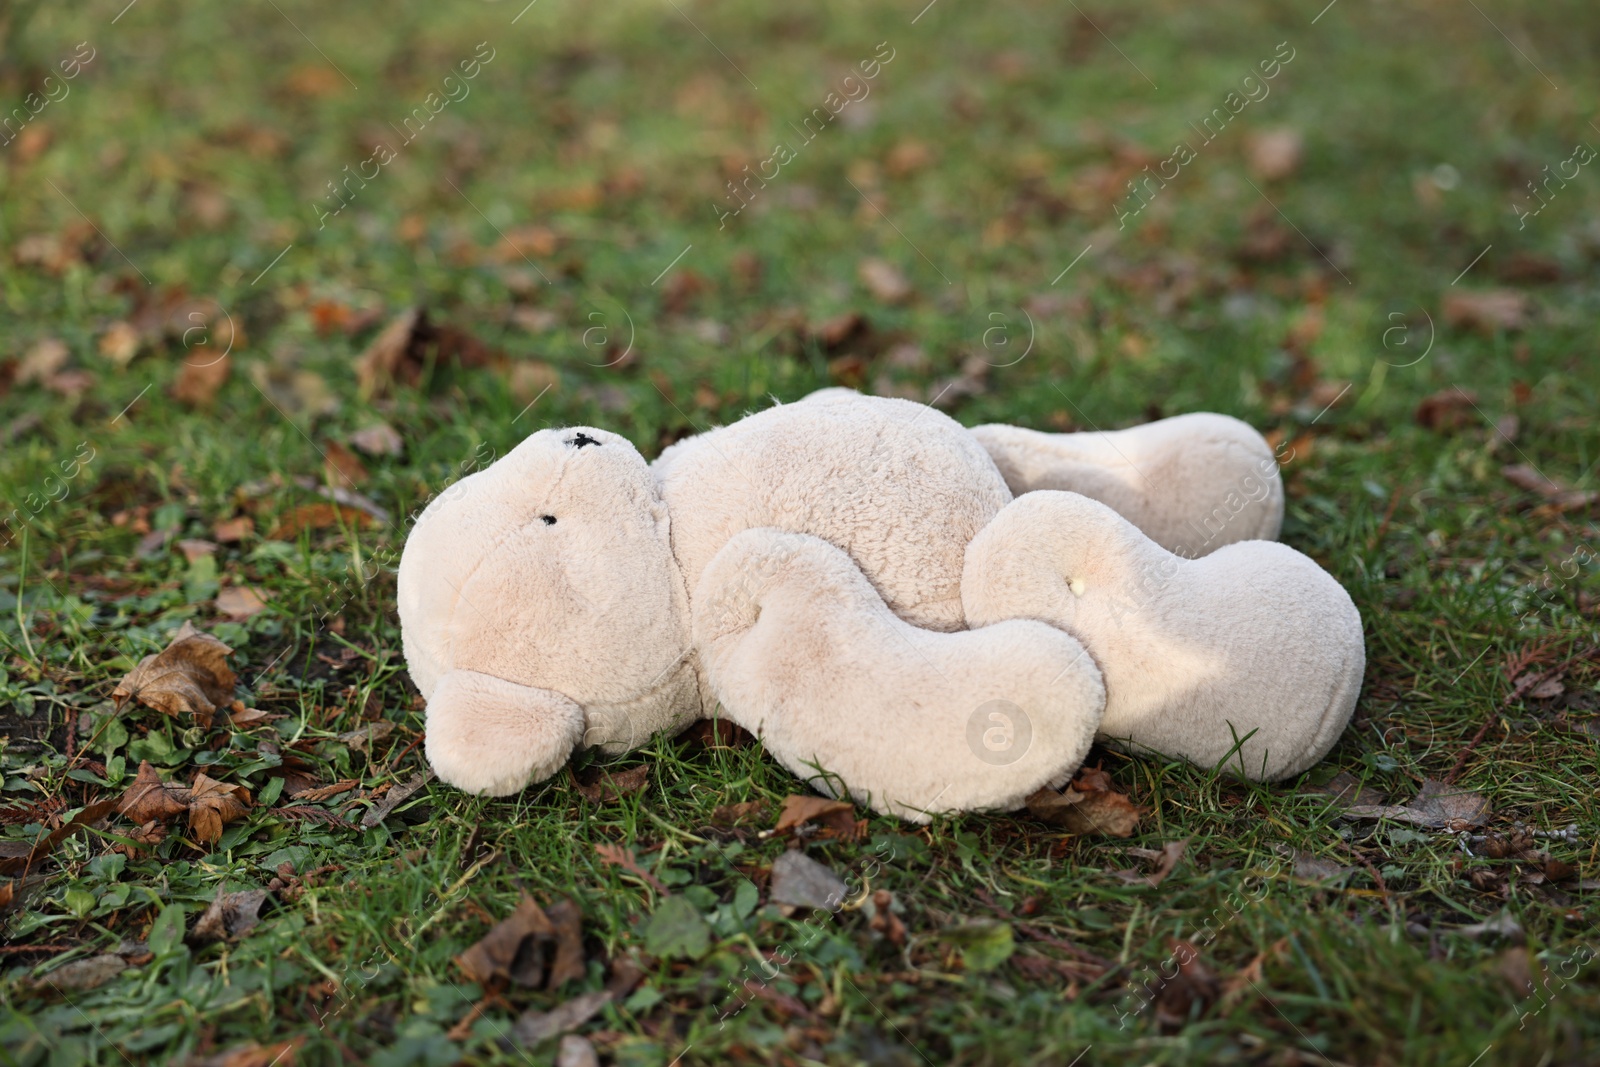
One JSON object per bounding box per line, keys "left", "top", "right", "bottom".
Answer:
{"left": 692, "top": 528, "right": 1107, "bottom": 822}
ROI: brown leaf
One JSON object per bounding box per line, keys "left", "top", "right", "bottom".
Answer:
{"left": 99, "top": 321, "right": 142, "bottom": 365}
{"left": 111, "top": 622, "right": 238, "bottom": 730}
{"left": 337, "top": 721, "right": 396, "bottom": 753}
{"left": 188, "top": 774, "right": 252, "bottom": 846}
{"left": 509, "top": 990, "right": 614, "bottom": 1047}
{"left": 1246, "top": 128, "right": 1304, "bottom": 181}
{"left": 358, "top": 769, "right": 433, "bottom": 830}
{"left": 1414, "top": 387, "right": 1479, "bottom": 432}
{"left": 213, "top": 516, "right": 254, "bottom": 543}
{"left": 348, "top": 422, "right": 404, "bottom": 457}
{"left": 177, "top": 539, "right": 219, "bottom": 563}
{"left": 1442, "top": 289, "right": 1529, "bottom": 333}
{"left": 171, "top": 353, "right": 231, "bottom": 406}
{"left": 858, "top": 258, "right": 913, "bottom": 304}
{"left": 1342, "top": 778, "right": 1490, "bottom": 830}
{"left": 117, "top": 760, "right": 191, "bottom": 824}
{"left": 1153, "top": 939, "right": 1220, "bottom": 1031}
{"left": 455, "top": 894, "right": 556, "bottom": 988}
{"left": 215, "top": 586, "right": 268, "bottom": 621}
{"left": 35, "top": 954, "right": 127, "bottom": 992}
{"left": 290, "top": 779, "right": 359, "bottom": 803}
{"left": 0, "top": 798, "right": 120, "bottom": 877}
{"left": 773, "top": 795, "right": 859, "bottom": 838}
{"left": 868, "top": 889, "right": 906, "bottom": 946}
{"left": 189, "top": 887, "right": 270, "bottom": 944}
{"left": 188, "top": 1040, "right": 304, "bottom": 1067}
{"left": 594, "top": 842, "right": 669, "bottom": 895}
{"left": 1502, "top": 465, "right": 1597, "bottom": 512}
{"left": 1142, "top": 839, "right": 1188, "bottom": 887}
{"left": 1221, "top": 938, "right": 1288, "bottom": 1004}
{"left": 266, "top": 502, "right": 374, "bottom": 540}
{"left": 1025, "top": 767, "right": 1144, "bottom": 837}
{"left": 356, "top": 308, "right": 496, "bottom": 395}
{"left": 571, "top": 764, "right": 650, "bottom": 804}
{"left": 680, "top": 719, "right": 753, "bottom": 750}
{"left": 709, "top": 801, "right": 765, "bottom": 830}
{"left": 322, "top": 440, "right": 369, "bottom": 488}
{"left": 545, "top": 897, "right": 587, "bottom": 989}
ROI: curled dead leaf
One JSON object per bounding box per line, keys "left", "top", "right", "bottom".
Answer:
{"left": 117, "top": 760, "right": 190, "bottom": 824}
{"left": 1026, "top": 766, "right": 1143, "bottom": 837}
{"left": 111, "top": 622, "right": 238, "bottom": 730}
{"left": 187, "top": 774, "right": 252, "bottom": 846}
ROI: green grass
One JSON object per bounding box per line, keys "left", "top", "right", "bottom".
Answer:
{"left": 2, "top": 0, "right": 1599, "bottom": 1063}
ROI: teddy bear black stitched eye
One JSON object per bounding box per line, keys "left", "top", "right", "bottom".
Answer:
{"left": 541, "top": 515, "right": 556, "bottom": 525}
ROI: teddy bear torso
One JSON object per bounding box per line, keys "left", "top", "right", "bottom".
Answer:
{"left": 653, "top": 393, "right": 1012, "bottom": 635}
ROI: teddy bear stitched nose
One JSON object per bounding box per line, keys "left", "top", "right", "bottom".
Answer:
{"left": 568, "top": 432, "right": 601, "bottom": 448}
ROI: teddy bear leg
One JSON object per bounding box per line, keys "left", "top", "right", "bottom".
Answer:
{"left": 963, "top": 491, "right": 1362, "bottom": 781}
{"left": 970, "top": 413, "right": 1283, "bottom": 556}
{"left": 692, "top": 528, "right": 1107, "bottom": 822}
{"left": 423, "top": 669, "right": 587, "bottom": 796}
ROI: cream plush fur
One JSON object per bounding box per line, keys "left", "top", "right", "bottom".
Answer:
{"left": 398, "top": 389, "right": 1363, "bottom": 821}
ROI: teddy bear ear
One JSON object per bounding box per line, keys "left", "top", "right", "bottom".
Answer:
{"left": 422, "top": 670, "right": 584, "bottom": 796}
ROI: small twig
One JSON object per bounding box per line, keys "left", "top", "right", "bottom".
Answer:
{"left": 1443, "top": 715, "right": 1498, "bottom": 786}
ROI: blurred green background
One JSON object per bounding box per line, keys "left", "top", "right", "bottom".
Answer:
{"left": 1, "top": 1, "right": 1598, "bottom": 1064}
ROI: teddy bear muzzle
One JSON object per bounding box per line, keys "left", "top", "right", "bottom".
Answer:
{"left": 422, "top": 669, "right": 586, "bottom": 796}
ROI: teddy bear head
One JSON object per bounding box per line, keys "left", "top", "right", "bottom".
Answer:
{"left": 397, "top": 427, "right": 700, "bottom": 795}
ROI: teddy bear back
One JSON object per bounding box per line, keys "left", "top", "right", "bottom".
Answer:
{"left": 653, "top": 392, "right": 1011, "bottom": 633}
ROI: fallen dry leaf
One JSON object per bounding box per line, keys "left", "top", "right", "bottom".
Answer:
{"left": 349, "top": 422, "right": 404, "bottom": 457}
{"left": 1502, "top": 464, "right": 1597, "bottom": 512}
{"left": 356, "top": 308, "right": 495, "bottom": 395}
{"left": 773, "top": 795, "right": 859, "bottom": 838}
{"left": 111, "top": 622, "right": 238, "bottom": 730}
{"left": 545, "top": 897, "right": 587, "bottom": 989}
{"left": 215, "top": 586, "right": 267, "bottom": 621}
{"left": 455, "top": 894, "right": 557, "bottom": 988}
{"left": 213, "top": 516, "right": 253, "bottom": 543}
{"left": 0, "top": 799, "right": 120, "bottom": 877}
{"left": 290, "top": 779, "right": 359, "bottom": 803}
{"left": 571, "top": 764, "right": 650, "bottom": 804}
{"left": 858, "top": 257, "right": 913, "bottom": 304}
{"left": 177, "top": 539, "right": 218, "bottom": 563}
{"left": 1414, "top": 386, "right": 1480, "bottom": 433}
{"left": 509, "top": 990, "right": 614, "bottom": 1048}
{"left": 358, "top": 769, "right": 433, "bottom": 830}
{"left": 1025, "top": 766, "right": 1143, "bottom": 837}
{"left": 35, "top": 954, "right": 127, "bottom": 992}
{"left": 187, "top": 774, "right": 252, "bottom": 846}
{"left": 1246, "top": 128, "right": 1304, "bottom": 181}
{"left": 189, "top": 887, "right": 270, "bottom": 943}
{"left": 171, "top": 353, "right": 231, "bottom": 406}
{"left": 322, "top": 440, "right": 368, "bottom": 487}
{"left": 187, "top": 1040, "right": 304, "bottom": 1067}
{"left": 1343, "top": 778, "right": 1490, "bottom": 830}
{"left": 1130, "top": 838, "right": 1189, "bottom": 887}
{"left": 117, "top": 760, "right": 190, "bottom": 824}
{"left": 868, "top": 889, "right": 907, "bottom": 946}
{"left": 1442, "top": 289, "right": 1529, "bottom": 333}
{"left": 99, "top": 321, "right": 142, "bottom": 365}
{"left": 266, "top": 502, "right": 374, "bottom": 541}
{"left": 769, "top": 850, "right": 849, "bottom": 911}
{"left": 594, "top": 842, "right": 669, "bottom": 895}
{"left": 1153, "top": 939, "right": 1220, "bottom": 1031}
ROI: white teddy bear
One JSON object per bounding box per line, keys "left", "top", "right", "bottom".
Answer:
{"left": 397, "top": 389, "right": 1363, "bottom": 821}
